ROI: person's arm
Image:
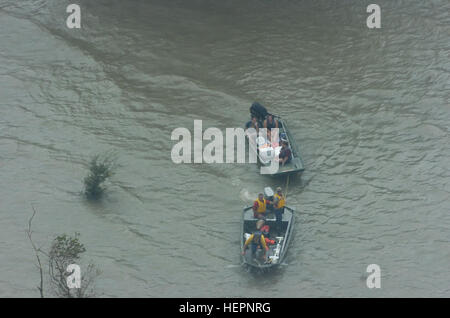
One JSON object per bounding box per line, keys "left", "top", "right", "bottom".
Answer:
{"left": 261, "top": 235, "right": 269, "bottom": 252}
{"left": 275, "top": 120, "right": 279, "bottom": 129}
{"left": 277, "top": 151, "right": 285, "bottom": 164}
{"left": 277, "top": 148, "right": 285, "bottom": 163}
{"left": 263, "top": 119, "right": 268, "bottom": 129}
{"left": 242, "top": 235, "right": 254, "bottom": 254}
{"left": 274, "top": 196, "right": 279, "bottom": 207}
{"left": 252, "top": 201, "right": 258, "bottom": 218}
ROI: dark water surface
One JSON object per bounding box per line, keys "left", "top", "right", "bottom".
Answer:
{"left": 0, "top": 0, "right": 449, "bottom": 297}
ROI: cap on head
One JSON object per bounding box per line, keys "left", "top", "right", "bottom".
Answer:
{"left": 276, "top": 187, "right": 282, "bottom": 192}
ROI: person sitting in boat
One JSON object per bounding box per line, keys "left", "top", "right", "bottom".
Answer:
{"left": 261, "top": 224, "right": 276, "bottom": 245}
{"left": 264, "top": 114, "right": 278, "bottom": 130}
{"left": 252, "top": 193, "right": 272, "bottom": 219}
{"left": 242, "top": 219, "right": 269, "bottom": 259}
{"left": 273, "top": 187, "right": 286, "bottom": 233}
{"left": 276, "top": 140, "right": 292, "bottom": 166}
{"left": 263, "top": 114, "right": 279, "bottom": 141}
{"left": 248, "top": 115, "right": 261, "bottom": 132}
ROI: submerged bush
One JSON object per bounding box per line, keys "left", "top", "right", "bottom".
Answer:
{"left": 83, "top": 154, "right": 115, "bottom": 199}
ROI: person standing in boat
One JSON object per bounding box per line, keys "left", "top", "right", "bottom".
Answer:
{"left": 252, "top": 193, "right": 272, "bottom": 219}
{"left": 242, "top": 219, "right": 269, "bottom": 259}
{"left": 276, "top": 140, "right": 292, "bottom": 166}
{"left": 273, "top": 187, "right": 286, "bottom": 233}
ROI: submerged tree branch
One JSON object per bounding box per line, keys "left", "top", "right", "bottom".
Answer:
{"left": 26, "top": 205, "right": 44, "bottom": 298}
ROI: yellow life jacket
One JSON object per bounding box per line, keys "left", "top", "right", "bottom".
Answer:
{"left": 274, "top": 193, "right": 286, "bottom": 209}
{"left": 252, "top": 231, "right": 263, "bottom": 243}
{"left": 255, "top": 198, "right": 266, "bottom": 213}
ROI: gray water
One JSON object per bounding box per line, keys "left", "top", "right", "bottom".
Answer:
{"left": 0, "top": 0, "right": 449, "bottom": 297}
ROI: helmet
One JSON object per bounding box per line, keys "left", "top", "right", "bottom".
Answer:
{"left": 261, "top": 225, "right": 270, "bottom": 236}
{"left": 256, "top": 219, "right": 265, "bottom": 230}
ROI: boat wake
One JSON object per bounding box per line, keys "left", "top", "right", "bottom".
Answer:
{"left": 239, "top": 188, "right": 255, "bottom": 204}
{"left": 225, "top": 263, "right": 245, "bottom": 269}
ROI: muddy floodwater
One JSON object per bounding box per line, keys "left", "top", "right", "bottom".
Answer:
{"left": 0, "top": 0, "right": 449, "bottom": 297}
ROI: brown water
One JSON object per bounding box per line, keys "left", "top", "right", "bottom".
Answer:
{"left": 0, "top": 0, "right": 449, "bottom": 297}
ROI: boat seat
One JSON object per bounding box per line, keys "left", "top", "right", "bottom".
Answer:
{"left": 248, "top": 214, "right": 290, "bottom": 222}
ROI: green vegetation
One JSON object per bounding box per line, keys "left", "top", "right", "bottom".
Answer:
{"left": 49, "top": 233, "right": 99, "bottom": 298}
{"left": 83, "top": 154, "right": 116, "bottom": 199}
{"left": 27, "top": 207, "right": 100, "bottom": 298}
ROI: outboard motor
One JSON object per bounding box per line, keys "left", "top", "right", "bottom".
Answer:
{"left": 250, "top": 102, "right": 268, "bottom": 121}
{"left": 264, "top": 187, "right": 274, "bottom": 201}
{"left": 264, "top": 186, "right": 275, "bottom": 213}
